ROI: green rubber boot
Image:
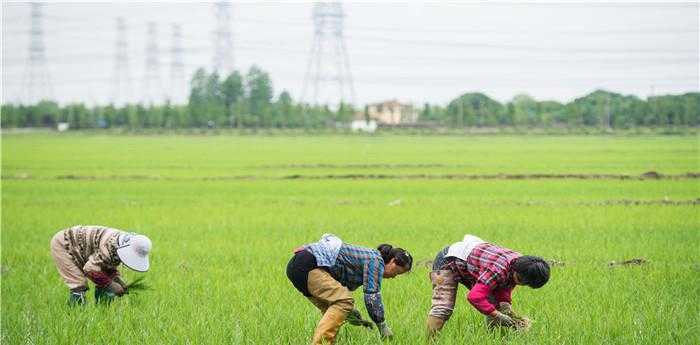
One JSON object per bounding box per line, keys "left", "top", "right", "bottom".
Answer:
{"left": 67, "top": 290, "right": 86, "bottom": 306}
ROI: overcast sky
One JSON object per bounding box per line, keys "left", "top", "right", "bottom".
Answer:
{"left": 2, "top": 1, "right": 698, "bottom": 107}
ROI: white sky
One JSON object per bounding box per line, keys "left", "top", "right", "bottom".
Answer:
{"left": 2, "top": 1, "right": 699, "bottom": 107}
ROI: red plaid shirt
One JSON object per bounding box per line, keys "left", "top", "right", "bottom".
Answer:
{"left": 444, "top": 242, "right": 521, "bottom": 314}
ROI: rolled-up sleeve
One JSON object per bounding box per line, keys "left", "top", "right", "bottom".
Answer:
{"left": 363, "top": 258, "right": 385, "bottom": 323}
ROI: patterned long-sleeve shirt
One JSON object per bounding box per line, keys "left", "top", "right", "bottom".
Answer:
{"left": 62, "top": 225, "right": 123, "bottom": 286}
{"left": 306, "top": 243, "right": 387, "bottom": 324}
{"left": 441, "top": 243, "right": 521, "bottom": 314}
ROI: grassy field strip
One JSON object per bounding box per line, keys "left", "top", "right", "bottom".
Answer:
{"left": 3, "top": 135, "right": 698, "bottom": 177}
{"left": 2, "top": 134, "right": 698, "bottom": 344}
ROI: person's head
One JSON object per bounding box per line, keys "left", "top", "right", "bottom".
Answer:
{"left": 377, "top": 244, "right": 413, "bottom": 278}
{"left": 511, "top": 256, "right": 550, "bottom": 288}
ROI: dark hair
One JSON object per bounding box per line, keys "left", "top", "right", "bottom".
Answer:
{"left": 377, "top": 244, "right": 413, "bottom": 271}
{"left": 512, "top": 256, "right": 550, "bottom": 288}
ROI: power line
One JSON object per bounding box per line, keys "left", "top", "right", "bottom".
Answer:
{"left": 7, "top": 26, "right": 695, "bottom": 57}
{"left": 4, "top": 74, "right": 697, "bottom": 89}
{"left": 4, "top": 42, "right": 696, "bottom": 68}
{"left": 142, "top": 21, "right": 163, "bottom": 104}
{"left": 342, "top": 33, "right": 699, "bottom": 55}
{"left": 4, "top": 32, "right": 696, "bottom": 79}
{"left": 112, "top": 17, "right": 131, "bottom": 105}
{"left": 227, "top": 16, "right": 699, "bottom": 36}
{"left": 15, "top": 16, "right": 694, "bottom": 38}
{"left": 6, "top": 11, "right": 697, "bottom": 58}
{"left": 170, "top": 23, "right": 186, "bottom": 104}
{"left": 212, "top": 1, "right": 234, "bottom": 75}
{"left": 301, "top": 2, "right": 356, "bottom": 106}
{"left": 4, "top": 3, "right": 697, "bottom": 106}
{"left": 20, "top": 2, "right": 52, "bottom": 104}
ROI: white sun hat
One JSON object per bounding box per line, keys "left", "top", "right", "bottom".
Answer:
{"left": 116, "top": 233, "right": 152, "bottom": 272}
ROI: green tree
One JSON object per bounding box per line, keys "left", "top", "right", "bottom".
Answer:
{"left": 275, "top": 90, "right": 294, "bottom": 128}
{"left": 63, "top": 103, "right": 92, "bottom": 129}
{"left": 222, "top": 71, "right": 244, "bottom": 128}
{"left": 102, "top": 104, "right": 117, "bottom": 128}
{"left": 510, "top": 94, "right": 540, "bottom": 126}
{"left": 205, "top": 72, "right": 226, "bottom": 126}
{"left": 447, "top": 93, "right": 504, "bottom": 127}
{"left": 147, "top": 104, "right": 164, "bottom": 128}
{"left": 35, "top": 100, "right": 61, "bottom": 127}
{"left": 246, "top": 66, "right": 274, "bottom": 127}
{"left": 188, "top": 68, "right": 209, "bottom": 127}
{"left": 125, "top": 104, "right": 139, "bottom": 129}
{"left": 538, "top": 100, "right": 564, "bottom": 126}
{"left": 336, "top": 102, "right": 355, "bottom": 124}
{"left": 681, "top": 93, "right": 700, "bottom": 126}
{"left": 1, "top": 104, "right": 19, "bottom": 128}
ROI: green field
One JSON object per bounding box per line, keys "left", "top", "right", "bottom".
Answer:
{"left": 2, "top": 134, "right": 699, "bottom": 344}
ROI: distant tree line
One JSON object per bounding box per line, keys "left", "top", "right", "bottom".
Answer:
{"left": 2, "top": 65, "right": 698, "bottom": 129}
{"left": 1, "top": 66, "right": 354, "bottom": 130}
{"left": 422, "top": 91, "right": 699, "bottom": 128}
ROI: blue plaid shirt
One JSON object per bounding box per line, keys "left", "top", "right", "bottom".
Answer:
{"left": 306, "top": 243, "right": 387, "bottom": 324}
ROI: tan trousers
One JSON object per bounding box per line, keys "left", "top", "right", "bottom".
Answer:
{"left": 50, "top": 231, "right": 88, "bottom": 290}
{"left": 426, "top": 270, "right": 459, "bottom": 338}
{"left": 306, "top": 269, "right": 354, "bottom": 345}
{"left": 428, "top": 270, "right": 459, "bottom": 320}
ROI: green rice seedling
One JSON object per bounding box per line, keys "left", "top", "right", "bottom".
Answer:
{"left": 124, "top": 276, "right": 150, "bottom": 294}
{"left": 2, "top": 134, "right": 698, "bottom": 345}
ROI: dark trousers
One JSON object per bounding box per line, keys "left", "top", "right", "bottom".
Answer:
{"left": 286, "top": 249, "right": 318, "bottom": 296}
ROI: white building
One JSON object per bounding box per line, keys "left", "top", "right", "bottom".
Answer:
{"left": 362, "top": 99, "right": 419, "bottom": 125}
{"left": 350, "top": 119, "right": 378, "bottom": 133}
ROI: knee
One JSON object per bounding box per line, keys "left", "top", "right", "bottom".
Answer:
{"left": 334, "top": 298, "right": 354, "bottom": 314}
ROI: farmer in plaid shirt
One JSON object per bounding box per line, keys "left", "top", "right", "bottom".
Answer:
{"left": 287, "top": 234, "right": 413, "bottom": 345}
{"left": 426, "top": 234, "right": 550, "bottom": 338}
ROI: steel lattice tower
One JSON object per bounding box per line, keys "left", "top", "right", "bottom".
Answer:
{"left": 112, "top": 17, "right": 131, "bottom": 105}
{"left": 169, "top": 23, "right": 185, "bottom": 104}
{"left": 212, "top": 1, "right": 234, "bottom": 75}
{"left": 142, "top": 22, "right": 162, "bottom": 104}
{"left": 301, "top": 2, "right": 355, "bottom": 106}
{"left": 21, "top": 2, "right": 52, "bottom": 104}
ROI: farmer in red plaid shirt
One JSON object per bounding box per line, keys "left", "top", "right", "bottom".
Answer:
{"left": 426, "top": 234, "right": 550, "bottom": 338}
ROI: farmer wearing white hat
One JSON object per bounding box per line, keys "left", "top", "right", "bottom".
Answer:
{"left": 50, "top": 225, "right": 152, "bottom": 305}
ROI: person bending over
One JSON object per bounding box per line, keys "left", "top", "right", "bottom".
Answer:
{"left": 426, "top": 234, "right": 549, "bottom": 339}
{"left": 287, "top": 234, "right": 413, "bottom": 345}
{"left": 50, "top": 225, "right": 152, "bottom": 305}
